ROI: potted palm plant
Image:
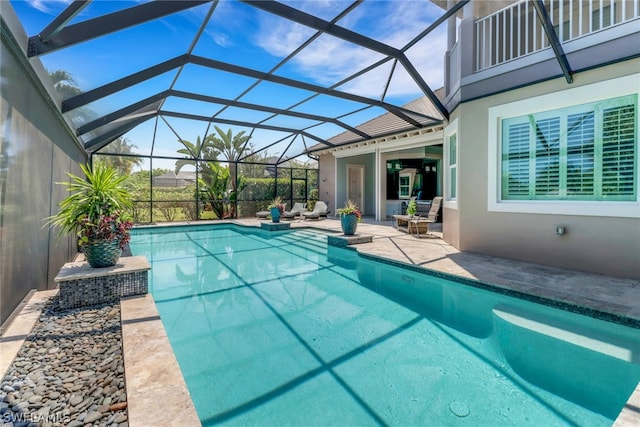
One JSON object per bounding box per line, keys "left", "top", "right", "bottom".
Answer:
{"left": 46, "top": 163, "right": 133, "bottom": 268}
{"left": 337, "top": 200, "right": 362, "bottom": 236}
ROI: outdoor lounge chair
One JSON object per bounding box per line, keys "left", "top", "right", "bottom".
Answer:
{"left": 411, "top": 196, "right": 442, "bottom": 237}
{"left": 282, "top": 202, "right": 306, "bottom": 219}
{"left": 421, "top": 196, "right": 442, "bottom": 222}
{"left": 302, "top": 201, "right": 329, "bottom": 220}
{"left": 255, "top": 211, "right": 270, "bottom": 220}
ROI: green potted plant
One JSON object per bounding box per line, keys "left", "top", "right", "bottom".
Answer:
{"left": 46, "top": 163, "right": 133, "bottom": 268}
{"left": 337, "top": 200, "right": 362, "bottom": 236}
{"left": 406, "top": 199, "right": 417, "bottom": 217}
{"left": 268, "top": 196, "right": 285, "bottom": 223}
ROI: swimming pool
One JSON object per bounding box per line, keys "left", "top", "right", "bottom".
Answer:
{"left": 129, "top": 224, "right": 640, "bottom": 426}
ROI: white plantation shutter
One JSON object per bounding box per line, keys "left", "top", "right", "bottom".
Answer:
{"left": 566, "top": 111, "right": 595, "bottom": 196}
{"left": 503, "top": 121, "right": 530, "bottom": 198}
{"left": 501, "top": 95, "right": 637, "bottom": 201}
{"left": 601, "top": 104, "right": 636, "bottom": 198}
{"left": 534, "top": 117, "right": 561, "bottom": 196}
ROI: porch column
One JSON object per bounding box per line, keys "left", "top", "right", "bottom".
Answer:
{"left": 375, "top": 148, "right": 381, "bottom": 221}
{"left": 447, "top": 0, "right": 457, "bottom": 50}
{"left": 459, "top": 0, "right": 475, "bottom": 79}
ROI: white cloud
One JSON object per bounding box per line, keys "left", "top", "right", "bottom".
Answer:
{"left": 204, "top": 29, "right": 232, "bottom": 48}
{"left": 253, "top": 1, "right": 447, "bottom": 99}
{"left": 26, "top": 0, "right": 72, "bottom": 14}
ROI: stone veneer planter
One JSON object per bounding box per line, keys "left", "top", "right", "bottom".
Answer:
{"left": 260, "top": 222, "right": 291, "bottom": 231}
{"left": 54, "top": 256, "right": 150, "bottom": 310}
{"left": 327, "top": 234, "right": 373, "bottom": 247}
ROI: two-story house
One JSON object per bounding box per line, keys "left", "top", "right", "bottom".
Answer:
{"left": 315, "top": 0, "right": 639, "bottom": 279}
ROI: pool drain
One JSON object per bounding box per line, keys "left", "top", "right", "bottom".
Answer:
{"left": 449, "top": 401, "right": 470, "bottom": 417}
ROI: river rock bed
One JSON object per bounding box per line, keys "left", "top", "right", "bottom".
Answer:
{"left": 0, "top": 296, "right": 128, "bottom": 427}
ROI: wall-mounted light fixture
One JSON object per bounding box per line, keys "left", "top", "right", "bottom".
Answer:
{"left": 555, "top": 225, "right": 566, "bottom": 236}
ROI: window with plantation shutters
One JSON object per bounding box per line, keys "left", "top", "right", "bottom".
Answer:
{"left": 534, "top": 117, "right": 560, "bottom": 196}
{"left": 566, "top": 111, "right": 595, "bottom": 196}
{"left": 602, "top": 104, "right": 636, "bottom": 197}
{"left": 501, "top": 95, "right": 637, "bottom": 201}
{"left": 448, "top": 133, "right": 457, "bottom": 200}
{"left": 503, "top": 121, "right": 529, "bottom": 198}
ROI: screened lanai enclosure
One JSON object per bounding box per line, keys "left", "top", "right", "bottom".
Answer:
{"left": 0, "top": 0, "right": 463, "bottom": 322}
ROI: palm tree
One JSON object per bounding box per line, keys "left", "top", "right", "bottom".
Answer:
{"left": 175, "top": 136, "right": 227, "bottom": 219}
{"left": 48, "top": 69, "right": 95, "bottom": 125}
{"left": 98, "top": 137, "right": 143, "bottom": 175}
{"left": 206, "top": 126, "right": 250, "bottom": 194}
{"left": 205, "top": 127, "right": 251, "bottom": 217}
{"left": 49, "top": 69, "right": 82, "bottom": 99}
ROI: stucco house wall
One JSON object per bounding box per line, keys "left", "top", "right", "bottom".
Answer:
{"left": 318, "top": 154, "right": 336, "bottom": 211}
{"left": 447, "top": 61, "right": 639, "bottom": 279}
{"left": 335, "top": 154, "right": 376, "bottom": 215}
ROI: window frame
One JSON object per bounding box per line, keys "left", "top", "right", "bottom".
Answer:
{"left": 449, "top": 133, "right": 458, "bottom": 200}
{"left": 398, "top": 173, "right": 412, "bottom": 198}
{"left": 501, "top": 95, "right": 636, "bottom": 202}
{"left": 488, "top": 75, "right": 640, "bottom": 218}
{"left": 444, "top": 118, "right": 459, "bottom": 209}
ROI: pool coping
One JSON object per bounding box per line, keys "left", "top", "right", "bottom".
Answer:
{"left": 354, "top": 250, "right": 640, "bottom": 329}
{"left": 120, "top": 294, "right": 200, "bottom": 427}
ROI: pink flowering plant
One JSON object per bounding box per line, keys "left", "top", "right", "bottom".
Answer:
{"left": 77, "top": 211, "right": 133, "bottom": 249}
{"left": 337, "top": 200, "right": 362, "bottom": 222}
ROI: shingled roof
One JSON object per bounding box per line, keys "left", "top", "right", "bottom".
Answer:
{"left": 308, "top": 88, "right": 445, "bottom": 153}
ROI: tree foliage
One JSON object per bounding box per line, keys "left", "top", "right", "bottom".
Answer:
{"left": 175, "top": 129, "right": 250, "bottom": 219}
{"left": 96, "top": 137, "right": 143, "bottom": 175}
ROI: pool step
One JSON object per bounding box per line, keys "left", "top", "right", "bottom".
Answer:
{"left": 493, "top": 306, "right": 637, "bottom": 361}
{"left": 493, "top": 304, "right": 640, "bottom": 419}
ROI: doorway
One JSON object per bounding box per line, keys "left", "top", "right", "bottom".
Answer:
{"left": 347, "top": 164, "right": 364, "bottom": 214}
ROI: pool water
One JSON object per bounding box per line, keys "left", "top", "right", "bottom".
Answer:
{"left": 129, "top": 225, "right": 640, "bottom": 426}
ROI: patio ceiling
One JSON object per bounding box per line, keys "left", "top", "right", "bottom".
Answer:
{"left": 16, "top": 0, "right": 467, "bottom": 164}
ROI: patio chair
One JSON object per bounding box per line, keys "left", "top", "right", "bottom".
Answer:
{"left": 282, "top": 202, "right": 306, "bottom": 219}
{"left": 302, "top": 201, "right": 329, "bottom": 220}
{"left": 255, "top": 210, "right": 270, "bottom": 220}
{"left": 422, "top": 196, "right": 442, "bottom": 222}
{"left": 411, "top": 196, "right": 442, "bottom": 237}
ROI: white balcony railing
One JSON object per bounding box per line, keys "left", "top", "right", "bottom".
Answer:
{"left": 474, "top": 0, "right": 640, "bottom": 72}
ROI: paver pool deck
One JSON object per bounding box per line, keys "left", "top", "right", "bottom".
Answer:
{"left": 2, "top": 218, "right": 638, "bottom": 426}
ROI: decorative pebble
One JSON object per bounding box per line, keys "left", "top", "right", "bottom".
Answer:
{"left": 0, "top": 297, "right": 128, "bottom": 427}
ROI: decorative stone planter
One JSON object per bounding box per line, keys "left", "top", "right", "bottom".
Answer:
{"left": 82, "top": 239, "right": 122, "bottom": 268}
{"left": 270, "top": 207, "right": 281, "bottom": 223}
{"left": 340, "top": 213, "right": 358, "bottom": 235}
{"left": 55, "top": 256, "right": 150, "bottom": 310}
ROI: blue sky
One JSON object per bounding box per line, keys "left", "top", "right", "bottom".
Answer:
{"left": 10, "top": 0, "right": 450, "bottom": 168}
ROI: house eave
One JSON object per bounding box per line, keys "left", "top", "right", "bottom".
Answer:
{"left": 313, "top": 124, "right": 445, "bottom": 157}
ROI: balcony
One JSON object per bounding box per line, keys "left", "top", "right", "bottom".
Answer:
{"left": 444, "top": 0, "right": 639, "bottom": 107}
{"left": 474, "top": 0, "right": 639, "bottom": 72}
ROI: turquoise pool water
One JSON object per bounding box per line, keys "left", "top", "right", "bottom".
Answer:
{"left": 129, "top": 225, "right": 640, "bottom": 426}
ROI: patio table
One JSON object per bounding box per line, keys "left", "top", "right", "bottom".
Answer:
{"left": 392, "top": 214, "right": 432, "bottom": 237}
